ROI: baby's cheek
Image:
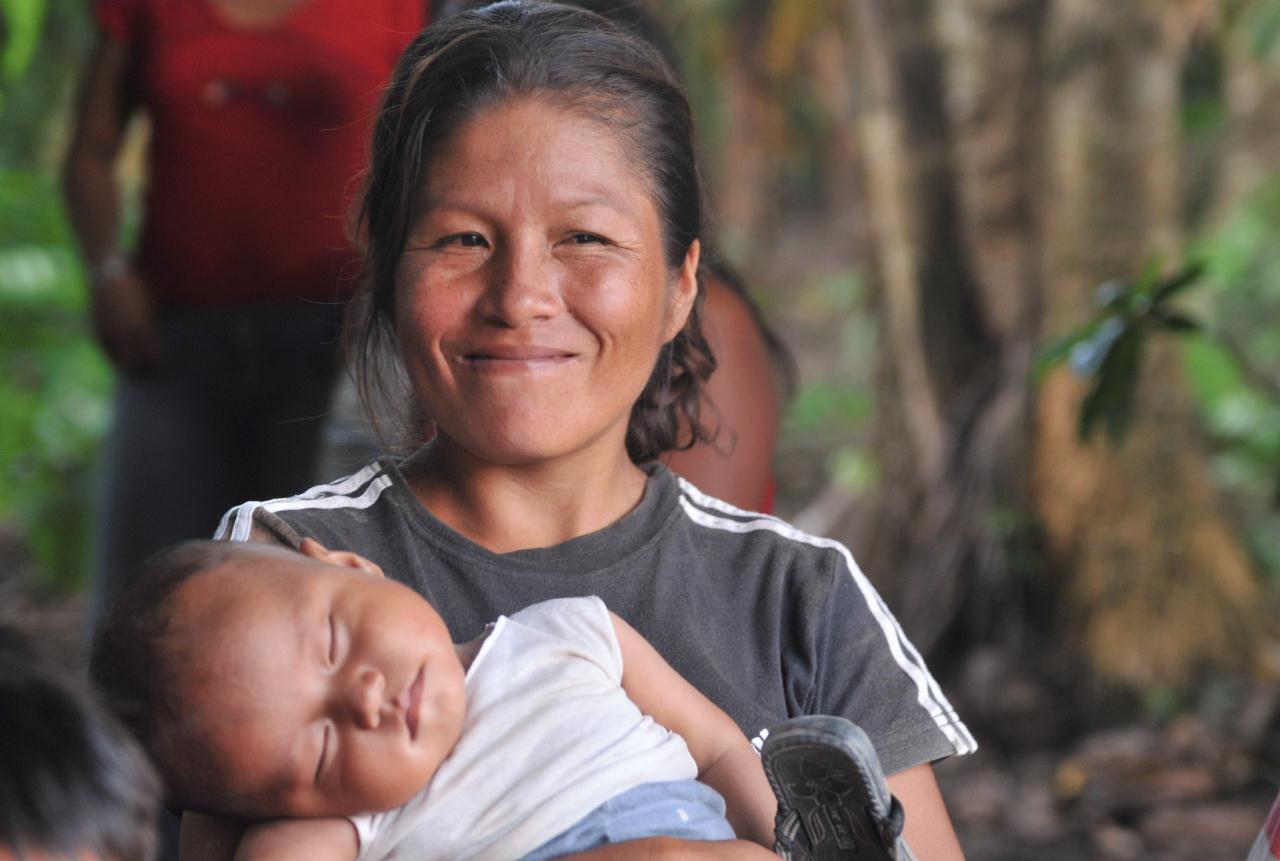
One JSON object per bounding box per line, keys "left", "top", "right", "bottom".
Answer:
{"left": 344, "top": 747, "right": 431, "bottom": 813}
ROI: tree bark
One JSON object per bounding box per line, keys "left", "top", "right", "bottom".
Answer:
{"left": 1031, "top": 0, "right": 1260, "bottom": 686}
{"left": 842, "top": 0, "right": 1006, "bottom": 654}
{"left": 842, "top": 0, "right": 1261, "bottom": 683}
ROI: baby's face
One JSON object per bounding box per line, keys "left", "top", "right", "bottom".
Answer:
{"left": 171, "top": 545, "right": 466, "bottom": 818}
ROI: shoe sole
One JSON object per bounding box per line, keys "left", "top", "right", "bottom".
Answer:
{"left": 762, "top": 715, "right": 898, "bottom": 861}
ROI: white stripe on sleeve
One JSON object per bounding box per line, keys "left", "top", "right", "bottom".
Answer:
{"left": 676, "top": 478, "right": 977, "bottom": 756}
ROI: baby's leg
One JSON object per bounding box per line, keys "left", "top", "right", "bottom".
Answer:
{"left": 762, "top": 716, "right": 914, "bottom": 861}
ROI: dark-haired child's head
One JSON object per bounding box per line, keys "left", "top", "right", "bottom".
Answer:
{"left": 0, "top": 626, "right": 159, "bottom": 861}
{"left": 90, "top": 540, "right": 466, "bottom": 820}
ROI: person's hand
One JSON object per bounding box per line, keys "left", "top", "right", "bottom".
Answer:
{"left": 90, "top": 259, "right": 163, "bottom": 373}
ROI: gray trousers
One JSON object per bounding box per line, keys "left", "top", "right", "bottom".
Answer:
{"left": 88, "top": 303, "right": 344, "bottom": 625}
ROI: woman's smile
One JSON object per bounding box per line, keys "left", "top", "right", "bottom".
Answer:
{"left": 457, "top": 342, "right": 582, "bottom": 372}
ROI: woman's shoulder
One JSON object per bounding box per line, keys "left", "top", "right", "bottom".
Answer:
{"left": 668, "top": 471, "right": 855, "bottom": 564}
{"left": 214, "top": 458, "right": 407, "bottom": 542}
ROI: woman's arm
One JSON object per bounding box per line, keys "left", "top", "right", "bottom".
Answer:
{"left": 180, "top": 812, "right": 359, "bottom": 861}
{"left": 179, "top": 812, "right": 245, "bottom": 861}
{"left": 234, "top": 818, "right": 359, "bottom": 861}
{"left": 887, "top": 764, "right": 965, "bottom": 860}
{"left": 62, "top": 33, "right": 161, "bottom": 372}
{"left": 609, "top": 612, "right": 777, "bottom": 847}
{"left": 664, "top": 276, "right": 782, "bottom": 510}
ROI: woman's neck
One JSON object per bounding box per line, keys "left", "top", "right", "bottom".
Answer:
{"left": 404, "top": 439, "right": 650, "bottom": 553}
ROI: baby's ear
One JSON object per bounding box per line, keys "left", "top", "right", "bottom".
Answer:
{"left": 298, "top": 537, "right": 386, "bottom": 578}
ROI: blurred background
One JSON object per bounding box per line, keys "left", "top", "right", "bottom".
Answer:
{"left": 3, "top": 0, "right": 1279, "bottom": 857}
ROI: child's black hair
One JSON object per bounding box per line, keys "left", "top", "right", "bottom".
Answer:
{"left": 0, "top": 625, "right": 160, "bottom": 860}
{"left": 89, "top": 539, "right": 245, "bottom": 815}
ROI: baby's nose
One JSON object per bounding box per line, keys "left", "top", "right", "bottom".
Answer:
{"left": 346, "top": 668, "right": 386, "bottom": 729}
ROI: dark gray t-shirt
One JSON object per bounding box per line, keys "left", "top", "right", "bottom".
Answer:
{"left": 215, "top": 459, "right": 975, "bottom": 775}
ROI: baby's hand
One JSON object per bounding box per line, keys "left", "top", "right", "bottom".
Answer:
{"left": 234, "top": 817, "right": 358, "bottom": 861}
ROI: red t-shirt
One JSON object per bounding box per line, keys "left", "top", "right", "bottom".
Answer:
{"left": 97, "top": 0, "right": 426, "bottom": 308}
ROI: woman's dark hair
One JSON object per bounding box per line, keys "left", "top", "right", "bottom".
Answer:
{"left": 348, "top": 0, "right": 716, "bottom": 463}
{"left": 1, "top": 625, "right": 161, "bottom": 860}
{"left": 432, "top": 0, "right": 797, "bottom": 401}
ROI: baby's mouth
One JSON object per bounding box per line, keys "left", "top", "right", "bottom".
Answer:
{"left": 406, "top": 665, "right": 425, "bottom": 741}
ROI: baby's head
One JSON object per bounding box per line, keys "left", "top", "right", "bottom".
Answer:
{"left": 90, "top": 539, "right": 466, "bottom": 820}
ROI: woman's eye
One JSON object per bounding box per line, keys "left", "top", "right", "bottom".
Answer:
{"left": 446, "top": 232, "right": 486, "bottom": 248}
{"left": 572, "top": 233, "right": 606, "bottom": 245}
{"left": 327, "top": 614, "right": 337, "bottom": 664}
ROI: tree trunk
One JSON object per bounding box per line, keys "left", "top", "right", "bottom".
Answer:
{"left": 1032, "top": 0, "right": 1259, "bottom": 686}
{"left": 717, "top": 0, "right": 783, "bottom": 255}
{"left": 841, "top": 0, "right": 1005, "bottom": 654}
{"left": 841, "top": 0, "right": 1261, "bottom": 684}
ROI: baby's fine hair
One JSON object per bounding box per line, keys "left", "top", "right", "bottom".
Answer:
{"left": 89, "top": 539, "right": 252, "bottom": 815}
{"left": 1, "top": 624, "right": 160, "bottom": 860}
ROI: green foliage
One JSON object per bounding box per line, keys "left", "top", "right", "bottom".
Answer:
{"left": 1035, "top": 262, "right": 1205, "bottom": 442}
{"left": 0, "top": 0, "right": 104, "bottom": 592}
{"left": 0, "top": 0, "right": 46, "bottom": 85}
{"left": 1039, "top": 175, "right": 1280, "bottom": 584}
{"left": 1237, "top": 0, "right": 1280, "bottom": 58}
{"left": 785, "top": 381, "right": 871, "bottom": 433}
{"left": 0, "top": 0, "right": 92, "bottom": 170}
{"left": 0, "top": 170, "right": 110, "bottom": 594}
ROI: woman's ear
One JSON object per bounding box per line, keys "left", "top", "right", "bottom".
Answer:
{"left": 663, "top": 239, "right": 701, "bottom": 342}
{"left": 298, "top": 537, "right": 386, "bottom": 578}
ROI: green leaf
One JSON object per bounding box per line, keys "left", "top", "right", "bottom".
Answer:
{"left": 1246, "top": 0, "right": 1280, "bottom": 58}
{"left": 1078, "top": 327, "right": 1145, "bottom": 442}
{"left": 1153, "top": 310, "right": 1201, "bottom": 332}
{"left": 1035, "top": 319, "right": 1103, "bottom": 382}
{"left": 1151, "top": 262, "right": 1205, "bottom": 305}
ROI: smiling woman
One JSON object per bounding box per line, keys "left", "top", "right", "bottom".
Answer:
{"left": 208, "top": 3, "right": 973, "bottom": 859}
{"left": 393, "top": 97, "right": 697, "bottom": 484}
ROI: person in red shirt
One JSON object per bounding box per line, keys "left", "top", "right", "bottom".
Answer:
{"left": 64, "top": 4, "right": 429, "bottom": 859}
{"left": 63, "top": 0, "right": 428, "bottom": 620}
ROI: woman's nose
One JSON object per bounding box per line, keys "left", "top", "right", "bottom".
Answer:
{"left": 342, "top": 667, "right": 386, "bottom": 729}
{"left": 481, "top": 241, "right": 561, "bottom": 327}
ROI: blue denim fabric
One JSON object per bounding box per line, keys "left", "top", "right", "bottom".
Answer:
{"left": 520, "top": 780, "right": 737, "bottom": 861}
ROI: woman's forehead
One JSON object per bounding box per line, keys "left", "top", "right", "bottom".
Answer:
{"left": 427, "top": 96, "right": 649, "bottom": 191}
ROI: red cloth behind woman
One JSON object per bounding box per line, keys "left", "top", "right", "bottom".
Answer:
{"left": 96, "top": 0, "right": 425, "bottom": 308}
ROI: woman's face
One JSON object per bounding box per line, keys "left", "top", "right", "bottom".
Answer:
{"left": 393, "top": 96, "right": 698, "bottom": 467}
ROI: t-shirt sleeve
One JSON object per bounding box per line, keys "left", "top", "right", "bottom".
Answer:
{"left": 805, "top": 546, "right": 977, "bottom": 775}
{"left": 347, "top": 813, "right": 378, "bottom": 860}
{"left": 348, "top": 784, "right": 434, "bottom": 861}
{"left": 95, "top": 0, "right": 143, "bottom": 43}
{"left": 506, "top": 596, "right": 623, "bottom": 684}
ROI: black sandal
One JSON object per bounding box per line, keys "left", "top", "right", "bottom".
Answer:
{"left": 762, "top": 715, "right": 909, "bottom": 860}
